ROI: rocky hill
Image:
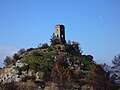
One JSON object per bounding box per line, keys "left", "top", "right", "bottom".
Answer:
{"left": 0, "top": 42, "right": 118, "bottom": 90}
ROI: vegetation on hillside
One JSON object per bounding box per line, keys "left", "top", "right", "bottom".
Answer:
{"left": 0, "top": 35, "right": 120, "bottom": 90}
{"left": 0, "top": 42, "right": 119, "bottom": 90}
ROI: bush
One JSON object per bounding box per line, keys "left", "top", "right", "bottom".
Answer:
{"left": 4, "top": 56, "right": 12, "bottom": 66}
{"left": 18, "top": 81, "right": 38, "bottom": 90}
{"left": 0, "top": 82, "right": 18, "bottom": 90}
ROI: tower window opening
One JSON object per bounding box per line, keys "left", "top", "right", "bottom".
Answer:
{"left": 61, "top": 35, "right": 63, "bottom": 38}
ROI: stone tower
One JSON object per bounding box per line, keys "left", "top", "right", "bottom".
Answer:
{"left": 55, "top": 24, "right": 66, "bottom": 44}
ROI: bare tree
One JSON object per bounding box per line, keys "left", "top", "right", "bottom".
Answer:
{"left": 112, "top": 54, "right": 120, "bottom": 85}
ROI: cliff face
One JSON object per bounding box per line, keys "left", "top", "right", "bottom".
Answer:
{"left": 0, "top": 44, "right": 117, "bottom": 90}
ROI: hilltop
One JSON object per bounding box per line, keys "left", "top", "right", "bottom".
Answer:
{"left": 0, "top": 25, "right": 118, "bottom": 90}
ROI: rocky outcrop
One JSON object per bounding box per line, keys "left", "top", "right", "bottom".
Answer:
{"left": 0, "top": 60, "right": 28, "bottom": 84}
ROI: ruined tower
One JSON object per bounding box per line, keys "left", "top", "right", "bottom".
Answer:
{"left": 55, "top": 24, "right": 66, "bottom": 44}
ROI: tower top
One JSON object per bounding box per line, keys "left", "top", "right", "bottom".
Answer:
{"left": 55, "top": 24, "right": 65, "bottom": 27}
